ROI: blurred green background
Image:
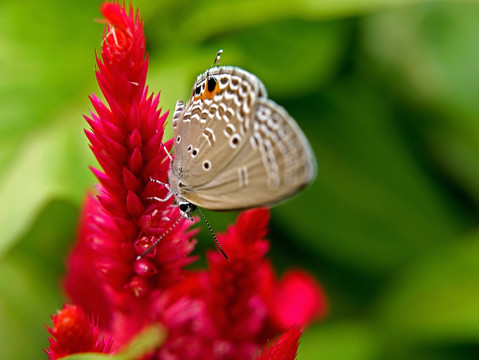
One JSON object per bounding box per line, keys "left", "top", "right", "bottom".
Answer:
{"left": 2, "top": 0, "right": 479, "bottom": 358}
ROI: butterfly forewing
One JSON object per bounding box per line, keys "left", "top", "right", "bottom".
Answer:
{"left": 171, "top": 67, "right": 265, "bottom": 187}
{"left": 170, "top": 66, "right": 316, "bottom": 211}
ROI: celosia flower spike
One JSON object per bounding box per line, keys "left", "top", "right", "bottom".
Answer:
{"left": 72, "top": 1, "right": 196, "bottom": 301}
{"left": 45, "top": 304, "right": 111, "bottom": 360}
{"left": 64, "top": 1, "right": 197, "bottom": 348}
{"left": 255, "top": 325, "right": 302, "bottom": 360}
{"left": 46, "top": 3, "right": 328, "bottom": 359}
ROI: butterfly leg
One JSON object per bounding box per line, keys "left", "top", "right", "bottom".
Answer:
{"left": 149, "top": 177, "right": 168, "bottom": 186}
{"left": 147, "top": 177, "right": 174, "bottom": 202}
{"left": 147, "top": 191, "right": 173, "bottom": 203}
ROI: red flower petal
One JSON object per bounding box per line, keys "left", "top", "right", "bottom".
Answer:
{"left": 45, "top": 304, "right": 111, "bottom": 360}
{"left": 256, "top": 325, "right": 302, "bottom": 360}
{"left": 268, "top": 270, "right": 328, "bottom": 330}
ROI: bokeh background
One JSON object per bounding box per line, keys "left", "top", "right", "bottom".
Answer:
{"left": 2, "top": 0, "right": 479, "bottom": 358}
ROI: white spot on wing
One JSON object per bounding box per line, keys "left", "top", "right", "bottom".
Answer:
{"left": 238, "top": 166, "right": 249, "bottom": 187}
{"left": 203, "top": 160, "right": 212, "bottom": 171}
{"left": 229, "top": 134, "right": 241, "bottom": 148}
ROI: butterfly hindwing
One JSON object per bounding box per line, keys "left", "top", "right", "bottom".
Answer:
{"left": 178, "top": 97, "right": 316, "bottom": 210}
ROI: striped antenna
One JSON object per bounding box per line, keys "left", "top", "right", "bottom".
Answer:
{"left": 196, "top": 207, "right": 229, "bottom": 261}
{"left": 136, "top": 215, "right": 183, "bottom": 260}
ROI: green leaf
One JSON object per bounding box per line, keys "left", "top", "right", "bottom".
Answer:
{"left": 362, "top": 2, "right": 479, "bottom": 205}
{"left": 274, "top": 78, "right": 468, "bottom": 273}
{"left": 0, "top": 112, "right": 95, "bottom": 258}
{"left": 299, "top": 322, "right": 380, "bottom": 360}
{"left": 168, "top": 0, "right": 440, "bottom": 43}
{"left": 61, "top": 324, "right": 166, "bottom": 360}
{"left": 0, "top": 0, "right": 98, "bottom": 257}
{"left": 60, "top": 355, "right": 113, "bottom": 360}
{"left": 144, "top": 0, "right": 443, "bottom": 116}
{"left": 116, "top": 324, "right": 166, "bottom": 359}
{"left": 0, "top": 0, "right": 99, "bottom": 139}
{"left": 224, "top": 19, "right": 348, "bottom": 98}
{"left": 376, "top": 231, "right": 479, "bottom": 346}
{"left": 0, "top": 200, "right": 78, "bottom": 360}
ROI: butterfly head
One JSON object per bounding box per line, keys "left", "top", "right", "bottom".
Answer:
{"left": 178, "top": 201, "right": 197, "bottom": 220}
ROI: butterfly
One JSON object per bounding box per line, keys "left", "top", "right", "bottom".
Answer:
{"left": 143, "top": 51, "right": 316, "bottom": 259}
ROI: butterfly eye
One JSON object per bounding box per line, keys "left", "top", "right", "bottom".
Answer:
{"left": 178, "top": 202, "right": 197, "bottom": 219}
{"left": 207, "top": 76, "right": 217, "bottom": 92}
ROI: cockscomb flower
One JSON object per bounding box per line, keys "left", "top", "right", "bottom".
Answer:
{"left": 63, "top": 1, "right": 197, "bottom": 345}
{"left": 79, "top": 2, "right": 196, "bottom": 296}
{"left": 255, "top": 326, "right": 302, "bottom": 360}
{"left": 153, "top": 208, "right": 327, "bottom": 359}
{"left": 46, "top": 2, "right": 327, "bottom": 359}
{"left": 45, "top": 304, "right": 111, "bottom": 360}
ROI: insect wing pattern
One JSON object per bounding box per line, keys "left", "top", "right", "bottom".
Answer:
{"left": 169, "top": 66, "right": 316, "bottom": 210}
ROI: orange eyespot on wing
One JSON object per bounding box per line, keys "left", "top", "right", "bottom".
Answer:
{"left": 193, "top": 76, "right": 218, "bottom": 101}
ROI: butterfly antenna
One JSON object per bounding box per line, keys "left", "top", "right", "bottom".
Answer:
{"left": 196, "top": 207, "right": 229, "bottom": 261}
{"left": 136, "top": 215, "right": 183, "bottom": 260}
{"left": 212, "top": 49, "right": 223, "bottom": 68}
{"left": 207, "top": 49, "right": 223, "bottom": 79}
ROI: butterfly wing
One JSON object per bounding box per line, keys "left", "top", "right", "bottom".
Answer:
{"left": 178, "top": 95, "right": 317, "bottom": 210}
{"left": 171, "top": 66, "right": 266, "bottom": 188}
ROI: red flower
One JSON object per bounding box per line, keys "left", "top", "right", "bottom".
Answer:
{"left": 82, "top": 2, "right": 196, "bottom": 296}
{"left": 63, "top": 1, "right": 197, "bottom": 347}
{"left": 255, "top": 326, "right": 302, "bottom": 360}
{"left": 46, "top": 2, "right": 327, "bottom": 359}
{"left": 147, "top": 208, "right": 327, "bottom": 359}
{"left": 45, "top": 305, "right": 111, "bottom": 360}
{"left": 265, "top": 268, "right": 328, "bottom": 330}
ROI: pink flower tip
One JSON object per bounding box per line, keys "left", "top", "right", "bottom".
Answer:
{"left": 269, "top": 269, "right": 328, "bottom": 330}
{"left": 45, "top": 304, "right": 111, "bottom": 360}
{"left": 256, "top": 325, "right": 302, "bottom": 360}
